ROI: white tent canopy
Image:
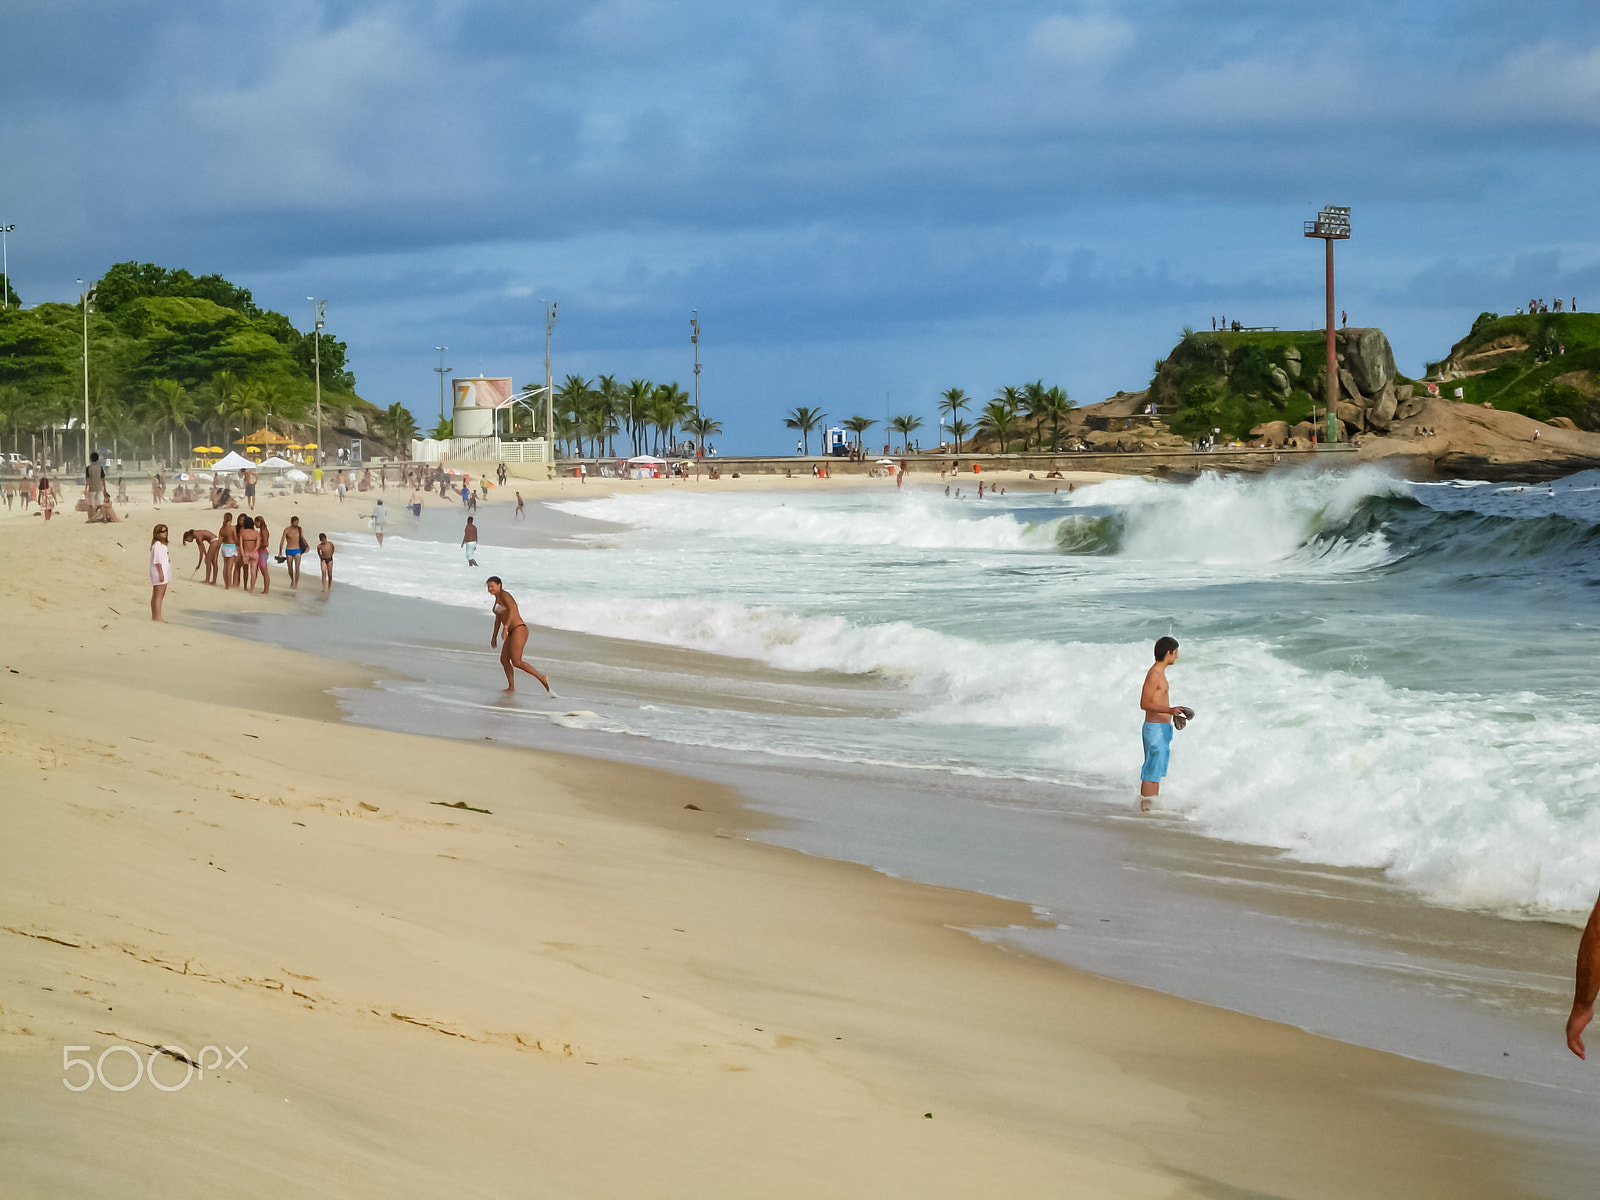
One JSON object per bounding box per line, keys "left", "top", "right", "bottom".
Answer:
{"left": 627, "top": 455, "right": 665, "bottom": 464}
{"left": 258, "top": 455, "right": 294, "bottom": 469}
{"left": 208, "top": 451, "right": 257, "bottom": 472}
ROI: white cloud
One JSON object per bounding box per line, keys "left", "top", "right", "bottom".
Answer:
{"left": 1027, "top": 11, "right": 1136, "bottom": 67}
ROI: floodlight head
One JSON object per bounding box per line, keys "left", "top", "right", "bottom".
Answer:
{"left": 1304, "top": 204, "right": 1352, "bottom": 240}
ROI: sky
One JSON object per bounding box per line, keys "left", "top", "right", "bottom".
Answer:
{"left": 5, "top": 1, "right": 1600, "bottom": 452}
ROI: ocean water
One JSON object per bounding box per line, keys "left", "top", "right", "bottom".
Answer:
{"left": 332, "top": 467, "right": 1600, "bottom": 919}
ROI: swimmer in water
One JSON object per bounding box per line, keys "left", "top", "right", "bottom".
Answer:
{"left": 486, "top": 576, "right": 550, "bottom": 693}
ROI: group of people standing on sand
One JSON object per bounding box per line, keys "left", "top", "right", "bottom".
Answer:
{"left": 173, "top": 512, "right": 334, "bottom": 600}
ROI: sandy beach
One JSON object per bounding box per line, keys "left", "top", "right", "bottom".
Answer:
{"left": 0, "top": 482, "right": 1569, "bottom": 1198}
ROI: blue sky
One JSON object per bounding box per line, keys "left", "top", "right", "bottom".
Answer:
{"left": 5, "top": 1, "right": 1600, "bottom": 450}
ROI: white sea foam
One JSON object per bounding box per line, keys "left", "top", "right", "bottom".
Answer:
{"left": 337, "top": 470, "right": 1600, "bottom": 915}
{"left": 552, "top": 467, "right": 1405, "bottom": 573}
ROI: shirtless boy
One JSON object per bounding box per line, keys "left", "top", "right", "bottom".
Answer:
{"left": 279, "top": 517, "right": 310, "bottom": 589}
{"left": 317, "top": 533, "right": 335, "bottom": 590}
{"left": 1138, "top": 636, "right": 1193, "bottom": 812}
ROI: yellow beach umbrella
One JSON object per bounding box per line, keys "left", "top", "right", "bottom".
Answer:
{"left": 192, "top": 445, "right": 209, "bottom": 453}
{"left": 302, "top": 442, "right": 318, "bottom": 449}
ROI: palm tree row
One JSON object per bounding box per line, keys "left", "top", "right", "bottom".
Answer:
{"left": 786, "top": 378, "right": 1072, "bottom": 459}
{"left": 945, "top": 380, "right": 1075, "bottom": 454}
{"left": 0, "top": 370, "right": 347, "bottom": 466}
{"left": 550, "top": 374, "right": 719, "bottom": 459}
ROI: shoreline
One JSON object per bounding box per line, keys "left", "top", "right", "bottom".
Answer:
{"left": 0, "top": 487, "right": 1589, "bottom": 1196}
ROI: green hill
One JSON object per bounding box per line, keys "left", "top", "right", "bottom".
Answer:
{"left": 0, "top": 261, "right": 396, "bottom": 462}
{"left": 1427, "top": 311, "right": 1600, "bottom": 428}
{"left": 1147, "top": 327, "right": 1409, "bottom": 441}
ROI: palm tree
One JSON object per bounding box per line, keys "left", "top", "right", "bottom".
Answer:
{"left": 593, "top": 375, "right": 623, "bottom": 457}
{"left": 651, "top": 383, "right": 692, "bottom": 453}
{"left": 204, "top": 370, "right": 243, "bottom": 447}
{"left": 938, "top": 388, "right": 969, "bottom": 451}
{"left": 430, "top": 415, "right": 454, "bottom": 441}
{"left": 1042, "top": 385, "right": 1075, "bottom": 450}
{"left": 949, "top": 417, "right": 971, "bottom": 451}
{"left": 554, "top": 409, "right": 580, "bottom": 457}
{"left": 384, "top": 402, "right": 418, "bottom": 450}
{"left": 978, "top": 400, "right": 1018, "bottom": 453}
{"left": 683, "top": 413, "right": 723, "bottom": 454}
{"left": 646, "top": 392, "right": 679, "bottom": 455}
{"left": 625, "top": 378, "right": 654, "bottom": 455}
{"left": 557, "top": 374, "right": 593, "bottom": 455}
{"left": 784, "top": 406, "right": 825, "bottom": 455}
{"left": 843, "top": 415, "right": 876, "bottom": 452}
{"left": 889, "top": 413, "right": 924, "bottom": 453}
{"left": 140, "top": 380, "right": 194, "bottom": 466}
{"left": 1021, "top": 380, "right": 1049, "bottom": 449}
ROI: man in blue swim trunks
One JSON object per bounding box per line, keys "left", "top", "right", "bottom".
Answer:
{"left": 1138, "top": 636, "right": 1192, "bottom": 812}
{"left": 279, "top": 516, "right": 309, "bottom": 589}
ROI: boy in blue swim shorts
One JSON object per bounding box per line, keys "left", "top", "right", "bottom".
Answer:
{"left": 1138, "top": 636, "right": 1191, "bottom": 812}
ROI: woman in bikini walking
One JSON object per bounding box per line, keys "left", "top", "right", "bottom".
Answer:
{"left": 486, "top": 576, "right": 550, "bottom": 693}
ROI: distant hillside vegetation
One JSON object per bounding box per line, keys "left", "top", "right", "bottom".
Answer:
{"left": 1428, "top": 311, "right": 1600, "bottom": 429}
{"left": 0, "top": 261, "right": 397, "bottom": 461}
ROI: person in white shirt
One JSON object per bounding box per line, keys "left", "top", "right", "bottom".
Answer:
{"left": 149, "top": 524, "right": 171, "bottom": 621}
{"left": 371, "top": 498, "right": 388, "bottom": 547}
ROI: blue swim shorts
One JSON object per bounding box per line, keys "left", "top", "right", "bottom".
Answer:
{"left": 1140, "top": 721, "right": 1173, "bottom": 783}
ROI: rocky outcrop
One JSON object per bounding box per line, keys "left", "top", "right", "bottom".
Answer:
{"left": 1436, "top": 333, "right": 1529, "bottom": 382}
{"left": 333, "top": 408, "right": 368, "bottom": 437}
{"left": 1359, "top": 396, "right": 1600, "bottom": 481}
{"left": 1250, "top": 420, "right": 1289, "bottom": 447}
{"left": 1339, "top": 327, "right": 1396, "bottom": 395}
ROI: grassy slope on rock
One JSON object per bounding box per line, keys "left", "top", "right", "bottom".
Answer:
{"left": 1151, "top": 328, "right": 1373, "bottom": 441}
{"left": 1431, "top": 312, "right": 1600, "bottom": 429}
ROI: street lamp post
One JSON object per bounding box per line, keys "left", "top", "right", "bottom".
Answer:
{"left": 78, "top": 278, "right": 96, "bottom": 469}
{"left": 1304, "top": 205, "right": 1351, "bottom": 444}
{"left": 543, "top": 300, "right": 558, "bottom": 458}
{"left": 433, "top": 346, "right": 451, "bottom": 424}
{"left": 1, "top": 223, "right": 14, "bottom": 310}
{"left": 308, "top": 298, "right": 325, "bottom": 469}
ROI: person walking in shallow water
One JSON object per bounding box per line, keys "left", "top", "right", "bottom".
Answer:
{"left": 486, "top": 577, "right": 550, "bottom": 693}
{"left": 1138, "top": 636, "right": 1193, "bottom": 812}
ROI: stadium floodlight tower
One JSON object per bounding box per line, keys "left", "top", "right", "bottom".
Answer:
{"left": 1304, "top": 205, "right": 1351, "bottom": 444}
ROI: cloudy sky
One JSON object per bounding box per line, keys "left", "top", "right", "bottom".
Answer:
{"left": 5, "top": 1, "right": 1600, "bottom": 450}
